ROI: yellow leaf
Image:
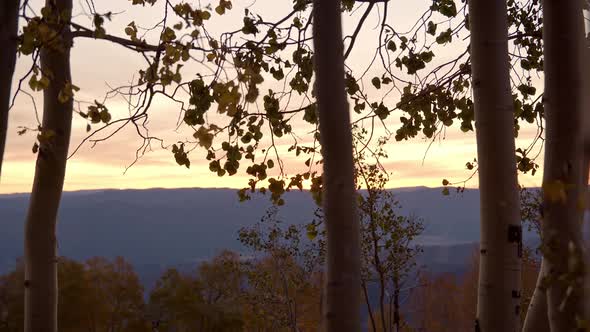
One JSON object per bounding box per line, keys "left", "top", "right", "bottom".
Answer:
{"left": 543, "top": 180, "right": 567, "bottom": 203}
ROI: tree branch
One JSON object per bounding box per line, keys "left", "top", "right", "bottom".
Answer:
{"left": 344, "top": 2, "right": 376, "bottom": 59}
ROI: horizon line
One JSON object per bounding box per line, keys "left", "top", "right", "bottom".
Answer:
{"left": 1, "top": 185, "right": 460, "bottom": 196}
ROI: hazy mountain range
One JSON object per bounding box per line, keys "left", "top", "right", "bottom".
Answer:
{"left": 0, "top": 186, "right": 538, "bottom": 290}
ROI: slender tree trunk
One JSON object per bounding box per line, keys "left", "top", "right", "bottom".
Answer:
{"left": 312, "top": 0, "right": 361, "bottom": 330}
{"left": 584, "top": 14, "right": 590, "bottom": 189}
{"left": 362, "top": 281, "right": 377, "bottom": 332}
{"left": 541, "top": 1, "right": 586, "bottom": 330}
{"left": 0, "top": 0, "right": 20, "bottom": 180}
{"left": 24, "top": 0, "right": 73, "bottom": 331}
{"left": 522, "top": 260, "right": 549, "bottom": 332}
{"left": 467, "top": 0, "right": 522, "bottom": 331}
{"left": 583, "top": 9, "right": 590, "bottom": 327}
{"left": 393, "top": 275, "right": 400, "bottom": 332}
{"left": 368, "top": 190, "right": 387, "bottom": 332}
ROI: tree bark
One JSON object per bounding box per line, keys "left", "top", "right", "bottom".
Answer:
{"left": 362, "top": 281, "right": 377, "bottom": 332}
{"left": 393, "top": 275, "right": 400, "bottom": 332}
{"left": 522, "top": 260, "right": 550, "bottom": 332}
{"left": 583, "top": 9, "right": 590, "bottom": 327}
{"left": 467, "top": 0, "right": 522, "bottom": 331}
{"left": 312, "top": 0, "right": 361, "bottom": 331}
{"left": 24, "top": 0, "right": 73, "bottom": 331}
{"left": 0, "top": 0, "right": 19, "bottom": 180}
{"left": 541, "top": 1, "right": 586, "bottom": 330}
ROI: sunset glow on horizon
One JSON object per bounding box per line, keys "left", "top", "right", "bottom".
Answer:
{"left": 0, "top": 0, "right": 546, "bottom": 195}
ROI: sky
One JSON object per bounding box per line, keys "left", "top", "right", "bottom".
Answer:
{"left": 0, "top": 0, "right": 546, "bottom": 194}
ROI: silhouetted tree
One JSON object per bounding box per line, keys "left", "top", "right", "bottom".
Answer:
{"left": 0, "top": 0, "right": 19, "bottom": 180}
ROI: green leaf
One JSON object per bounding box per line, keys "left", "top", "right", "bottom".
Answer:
{"left": 517, "top": 84, "right": 536, "bottom": 98}
{"left": 371, "top": 77, "right": 381, "bottom": 89}
{"left": 172, "top": 143, "right": 190, "bottom": 168}
{"left": 420, "top": 51, "right": 434, "bottom": 63}
{"left": 270, "top": 67, "right": 284, "bottom": 80}
{"left": 345, "top": 73, "right": 359, "bottom": 95}
{"left": 303, "top": 104, "right": 318, "bottom": 124}
{"left": 194, "top": 126, "right": 214, "bottom": 149}
{"left": 373, "top": 102, "right": 390, "bottom": 120}
{"left": 242, "top": 17, "right": 259, "bottom": 35}
{"left": 306, "top": 223, "right": 318, "bottom": 240}
{"left": 435, "top": 29, "right": 453, "bottom": 44}
{"left": 58, "top": 81, "right": 79, "bottom": 103}
{"left": 432, "top": 0, "right": 457, "bottom": 18}
{"left": 427, "top": 21, "right": 437, "bottom": 35}
{"left": 99, "top": 109, "right": 111, "bottom": 123}
{"left": 387, "top": 40, "right": 397, "bottom": 52}
{"left": 342, "top": 0, "right": 354, "bottom": 11}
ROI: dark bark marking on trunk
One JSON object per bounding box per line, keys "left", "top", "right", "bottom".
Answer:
{"left": 507, "top": 225, "right": 522, "bottom": 243}
{"left": 508, "top": 224, "right": 523, "bottom": 257}
{"left": 512, "top": 290, "right": 521, "bottom": 298}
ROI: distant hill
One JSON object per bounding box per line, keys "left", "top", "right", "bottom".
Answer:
{"left": 0, "top": 187, "right": 537, "bottom": 279}
{"left": 0, "top": 186, "right": 545, "bottom": 331}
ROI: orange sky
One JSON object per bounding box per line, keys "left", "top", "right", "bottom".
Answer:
{"left": 0, "top": 0, "right": 546, "bottom": 194}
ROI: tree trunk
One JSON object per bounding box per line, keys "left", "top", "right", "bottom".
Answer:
{"left": 584, "top": 15, "right": 590, "bottom": 205}
{"left": 541, "top": 1, "right": 586, "bottom": 330}
{"left": 583, "top": 9, "right": 590, "bottom": 328}
{"left": 24, "top": 0, "right": 73, "bottom": 331}
{"left": 312, "top": 0, "right": 361, "bottom": 331}
{"left": 0, "top": 0, "right": 19, "bottom": 180}
{"left": 393, "top": 275, "right": 400, "bottom": 332}
{"left": 362, "top": 281, "right": 377, "bottom": 332}
{"left": 584, "top": 14, "right": 590, "bottom": 190}
{"left": 522, "top": 260, "right": 549, "bottom": 332}
{"left": 467, "top": 0, "right": 522, "bottom": 331}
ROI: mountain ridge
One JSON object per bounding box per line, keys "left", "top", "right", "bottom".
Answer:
{"left": 0, "top": 186, "right": 537, "bottom": 277}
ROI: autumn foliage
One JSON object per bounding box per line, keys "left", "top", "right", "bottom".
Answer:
{"left": 0, "top": 245, "right": 540, "bottom": 332}
{"left": 406, "top": 247, "right": 540, "bottom": 332}
{"left": 0, "top": 257, "right": 147, "bottom": 332}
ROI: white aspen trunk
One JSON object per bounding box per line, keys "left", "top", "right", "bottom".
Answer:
{"left": 583, "top": 8, "right": 590, "bottom": 326}
{"left": 522, "top": 260, "right": 550, "bottom": 332}
{"left": 312, "top": 0, "right": 361, "bottom": 330}
{"left": 541, "top": 0, "right": 586, "bottom": 330}
{"left": 467, "top": 1, "right": 522, "bottom": 331}
{"left": 0, "top": 0, "right": 19, "bottom": 180}
{"left": 24, "top": 0, "right": 73, "bottom": 331}
{"left": 524, "top": 9, "right": 590, "bottom": 331}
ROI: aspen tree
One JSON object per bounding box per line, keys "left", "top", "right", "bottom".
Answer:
{"left": 0, "top": 0, "right": 19, "bottom": 179}
{"left": 312, "top": 0, "right": 361, "bottom": 330}
{"left": 468, "top": 0, "right": 522, "bottom": 330}
{"left": 541, "top": 0, "right": 586, "bottom": 330}
{"left": 23, "top": 0, "right": 73, "bottom": 330}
